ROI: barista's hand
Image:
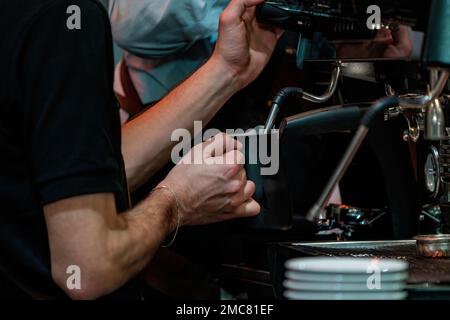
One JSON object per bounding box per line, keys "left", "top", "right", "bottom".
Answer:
{"left": 211, "top": 0, "right": 284, "bottom": 90}
{"left": 161, "top": 133, "right": 260, "bottom": 228}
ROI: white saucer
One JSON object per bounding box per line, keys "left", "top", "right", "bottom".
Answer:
{"left": 284, "top": 290, "right": 408, "bottom": 301}
{"left": 283, "top": 279, "right": 407, "bottom": 292}
{"left": 285, "top": 270, "right": 409, "bottom": 283}
{"left": 285, "top": 257, "right": 408, "bottom": 274}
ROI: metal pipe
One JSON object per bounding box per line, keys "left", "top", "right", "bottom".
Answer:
{"left": 306, "top": 126, "right": 369, "bottom": 222}
{"left": 424, "top": 69, "right": 448, "bottom": 140}
{"left": 399, "top": 70, "right": 449, "bottom": 108}
{"left": 263, "top": 65, "right": 342, "bottom": 134}
{"left": 430, "top": 69, "right": 440, "bottom": 88}
{"left": 306, "top": 96, "right": 400, "bottom": 222}
{"left": 264, "top": 103, "right": 281, "bottom": 135}
{"left": 429, "top": 70, "right": 450, "bottom": 102}
{"left": 303, "top": 65, "right": 342, "bottom": 103}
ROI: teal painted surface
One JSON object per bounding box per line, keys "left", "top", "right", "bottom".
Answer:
{"left": 423, "top": 0, "right": 450, "bottom": 67}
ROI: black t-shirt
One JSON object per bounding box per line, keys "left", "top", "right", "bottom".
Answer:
{"left": 0, "top": 0, "right": 131, "bottom": 298}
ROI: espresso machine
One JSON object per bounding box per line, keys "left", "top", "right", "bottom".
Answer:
{"left": 216, "top": 0, "right": 450, "bottom": 300}
{"left": 246, "top": 0, "right": 450, "bottom": 242}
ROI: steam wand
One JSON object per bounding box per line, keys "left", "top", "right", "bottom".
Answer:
{"left": 264, "top": 64, "right": 341, "bottom": 134}
{"left": 306, "top": 96, "right": 400, "bottom": 222}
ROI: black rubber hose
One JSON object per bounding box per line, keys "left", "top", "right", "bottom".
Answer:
{"left": 272, "top": 87, "right": 304, "bottom": 107}
{"left": 264, "top": 87, "right": 304, "bottom": 133}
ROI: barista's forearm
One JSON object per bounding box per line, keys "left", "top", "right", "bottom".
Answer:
{"left": 122, "top": 56, "right": 240, "bottom": 191}
{"left": 104, "top": 190, "right": 177, "bottom": 289}
{"left": 45, "top": 190, "right": 177, "bottom": 300}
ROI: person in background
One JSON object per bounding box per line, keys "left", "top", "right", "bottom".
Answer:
{"left": 108, "top": 0, "right": 230, "bottom": 121}
{"left": 0, "top": 0, "right": 282, "bottom": 299}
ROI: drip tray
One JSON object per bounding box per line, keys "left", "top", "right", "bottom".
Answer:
{"left": 276, "top": 240, "right": 450, "bottom": 285}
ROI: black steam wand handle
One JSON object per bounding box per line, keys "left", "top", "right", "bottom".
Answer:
{"left": 264, "top": 87, "right": 304, "bottom": 135}
{"left": 306, "top": 96, "right": 400, "bottom": 222}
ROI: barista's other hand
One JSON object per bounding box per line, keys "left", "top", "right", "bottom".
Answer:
{"left": 161, "top": 133, "right": 260, "bottom": 228}
{"left": 211, "top": 0, "right": 284, "bottom": 90}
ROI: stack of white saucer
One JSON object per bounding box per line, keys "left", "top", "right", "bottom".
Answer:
{"left": 284, "top": 257, "right": 409, "bottom": 300}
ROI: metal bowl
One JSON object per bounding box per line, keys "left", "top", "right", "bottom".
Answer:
{"left": 415, "top": 234, "right": 450, "bottom": 258}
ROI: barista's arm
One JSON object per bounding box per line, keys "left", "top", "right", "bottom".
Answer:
{"left": 44, "top": 192, "right": 176, "bottom": 300}
{"left": 45, "top": 134, "right": 259, "bottom": 300}
{"left": 121, "top": 0, "right": 283, "bottom": 191}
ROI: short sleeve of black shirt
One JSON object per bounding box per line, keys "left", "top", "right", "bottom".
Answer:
{"left": 21, "top": 0, "right": 129, "bottom": 210}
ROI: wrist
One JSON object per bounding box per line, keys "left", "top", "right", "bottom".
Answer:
{"left": 203, "top": 53, "right": 244, "bottom": 96}
{"left": 153, "top": 185, "right": 183, "bottom": 237}
{"left": 146, "top": 186, "right": 179, "bottom": 234}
